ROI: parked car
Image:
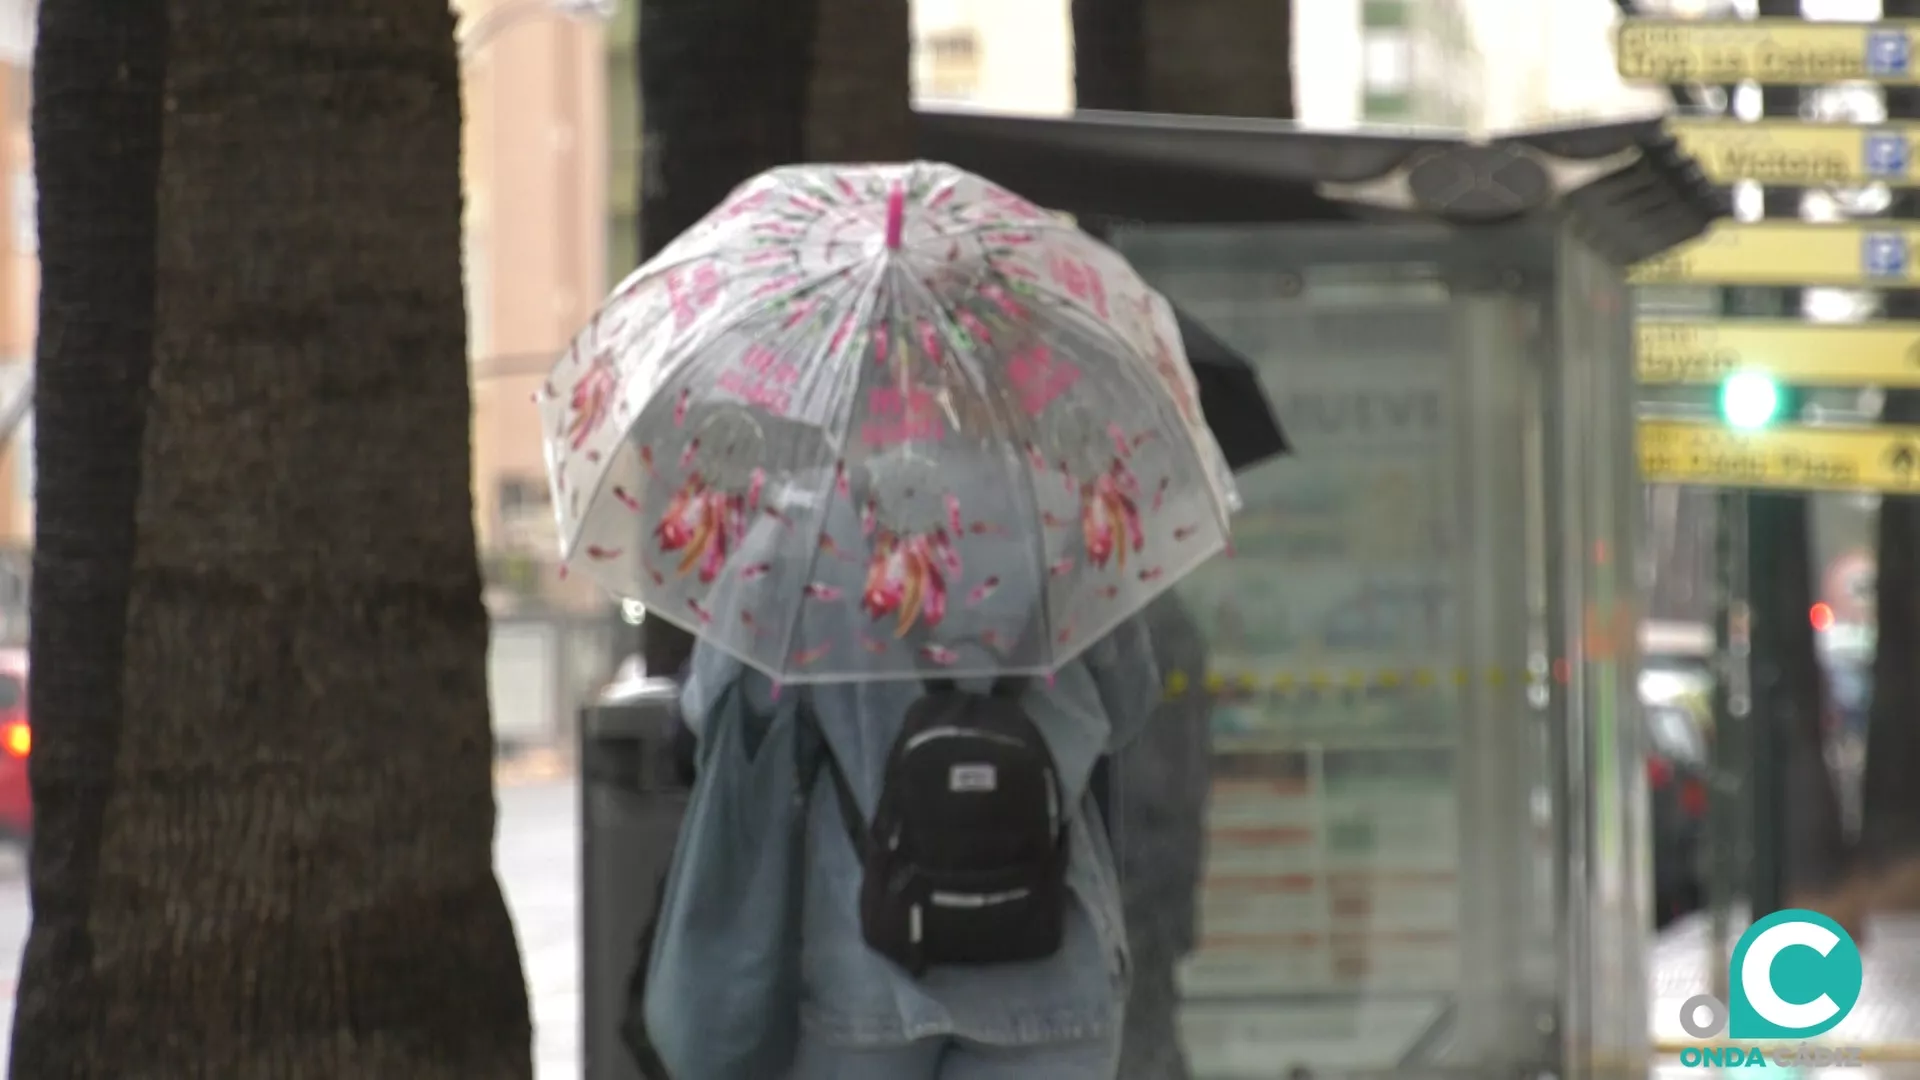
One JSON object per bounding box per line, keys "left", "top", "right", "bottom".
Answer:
{"left": 1646, "top": 700, "right": 1709, "bottom": 928}
{"left": 0, "top": 648, "right": 30, "bottom": 845}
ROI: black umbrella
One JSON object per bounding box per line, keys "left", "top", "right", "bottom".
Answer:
{"left": 1171, "top": 304, "right": 1289, "bottom": 472}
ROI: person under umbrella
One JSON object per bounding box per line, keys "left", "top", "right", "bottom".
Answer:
{"left": 670, "top": 443, "right": 1161, "bottom": 1078}
{"left": 541, "top": 161, "right": 1261, "bottom": 1079}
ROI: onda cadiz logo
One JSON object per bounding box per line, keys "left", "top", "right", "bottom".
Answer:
{"left": 1677, "top": 909, "right": 1865, "bottom": 1069}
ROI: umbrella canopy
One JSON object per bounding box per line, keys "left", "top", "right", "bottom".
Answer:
{"left": 540, "top": 161, "right": 1245, "bottom": 682}
{"left": 1169, "top": 304, "right": 1288, "bottom": 470}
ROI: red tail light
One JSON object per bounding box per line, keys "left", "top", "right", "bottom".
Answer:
{"left": 1679, "top": 776, "right": 1709, "bottom": 819}
{"left": 1647, "top": 756, "right": 1672, "bottom": 789}
{"left": 2, "top": 719, "right": 29, "bottom": 759}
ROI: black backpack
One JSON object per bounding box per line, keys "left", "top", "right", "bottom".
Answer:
{"left": 814, "top": 676, "right": 1069, "bottom": 976}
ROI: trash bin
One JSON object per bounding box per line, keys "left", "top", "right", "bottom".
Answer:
{"left": 579, "top": 671, "right": 687, "bottom": 1080}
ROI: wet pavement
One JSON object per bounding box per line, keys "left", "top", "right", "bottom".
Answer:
{"left": 0, "top": 780, "right": 1916, "bottom": 1078}
{"left": 1652, "top": 909, "right": 1920, "bottom": 1079}
{"left": 500, "top": 777, "right": 582, "bottom": 1079}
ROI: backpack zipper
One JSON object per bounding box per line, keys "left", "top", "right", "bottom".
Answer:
{"left": 902, "top": 725, "right": 1027, "bottom": 753}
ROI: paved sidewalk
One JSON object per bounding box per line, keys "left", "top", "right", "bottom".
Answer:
{"left": 498, "top": 778, "right": 581, "bottom": 1079}
{"left": 1651, "top": 911, "right": 1920, "bottom": 1078}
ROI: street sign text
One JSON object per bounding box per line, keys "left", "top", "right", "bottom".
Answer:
{"left": 1669, "top": 119, "right": 1919, "bottom": 186}
{"left": 1629, "top": 223, "right": 1920, "bottom": 286}
{"left": 1639, "top": 420, "right": 1920, "bottom": 493}
{"left": 1637, "top": 321, "right": 1920, "bottom": 386}
{"left": 1617, "top": 19, "right": 1920, "bottom": 84}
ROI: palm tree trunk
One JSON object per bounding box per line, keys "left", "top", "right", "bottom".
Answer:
{"left": 637, "top": 0, "right": 814, "bottom": 260}
{"left": 634, "top": 0, "right": 814, "bottom": 674}
{"left": 10, "top": 0, "right": 169, "bottom": 1069}
{"left": 1075, "top": 0, "right": 1293, "bottom": 118}
{"left": 805, "top": 0, "right": 911, "bottom": 163}
{"left": 13, "top": 1, "right": 532, "bottom": 1075}
{"left": 634, "top": 0, "right": 908, "bottom": 674}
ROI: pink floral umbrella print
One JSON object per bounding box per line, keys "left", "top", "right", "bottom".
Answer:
{"left": 537, "top": 160, "right": 1241, "bottom": 683}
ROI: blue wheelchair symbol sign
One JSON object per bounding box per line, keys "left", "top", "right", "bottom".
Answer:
{"left": 1866, "top": 132, "right": 1911, "bottom": 178}
{"left": 1865, "top": 232, "right": 1910, "bottom": 278}
{"left": 1869, "top": 31, "right": 1912, "bottom": 77}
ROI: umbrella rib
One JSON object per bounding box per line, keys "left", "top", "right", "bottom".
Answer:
{"left": 901, "top": 267, "right": 1057, "bottom": 669}
{"left": 769, "top": 258, "right": 893, "bottom": 679}
{"left": 553, "top": 259, "right": 865, "bottom": 571}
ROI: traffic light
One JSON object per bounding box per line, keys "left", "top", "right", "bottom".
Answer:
{"left": 1810, "top": 602, "right": 1835, "bottom": 632}
{"left": 1719, "top": 371, "right": 1783, "bottom": 430}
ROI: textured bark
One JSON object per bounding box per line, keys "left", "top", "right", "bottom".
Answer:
{"left": 805, "top": 0, "right": 911, "bottom": 164}
{"left": 636, "top": 0, "right": 813, "bottom": 260}
{"left": 1077, "top": 0, "right": 1293, "bottom": 119}
{"left": 634, "top": 0, "right": 814, "bottom": 674}
{"left": 10, "top": 0, "right": 168, "bottom": 1069}
{"left": 13, "top": 0, "right": 532, "bottom": 1075}
{"left": 1139, "top": 0, "right": 1293, "bottom": 119}
{"left": 1071, "top": 0, "right": 1147, "bottom": 112}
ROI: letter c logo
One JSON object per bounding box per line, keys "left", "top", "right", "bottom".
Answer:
{"left": 1727, "top": 909, "right": 1864, "bottom": 1040}
{"left": 1740, "top": 921, "right": 1840, "bottom": 1030}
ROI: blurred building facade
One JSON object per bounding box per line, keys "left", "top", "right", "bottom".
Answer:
{"left": 459, "top": 0, "right": 609, "bottom": 610}
{"left": 1469, "top": 0, "right": 1669, "bottom": 130}
{"left": 0, "top": 3, "right": 36, "bottom": 643}
{"left": 1296, "top": 0, "right": 1485, "bottom": 128}
{"left": 911, "top": 0, "right": 1073, "bottom": 115}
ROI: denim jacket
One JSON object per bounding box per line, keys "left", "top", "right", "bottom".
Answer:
{"left": 679, "top": 615, "right": 1160, "bottom": 1050}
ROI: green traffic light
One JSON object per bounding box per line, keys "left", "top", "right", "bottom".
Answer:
{"left": 1719, "top": 372, "right": 1781, "bottom": 430}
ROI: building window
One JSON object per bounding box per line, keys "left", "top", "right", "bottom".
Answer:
{"left": 13, "top": 412, "right": 29, "bottom": 501}
{"left": 496, "top": 475, "right": 554, "bottom": 552}
{"left": 917, "top": 27, "right": 980, "bottom": 104}
{"left": 1362, "top": 29, "right": 1412, "bottom": 98}
{"left": 1361, "top": 0, "right": 1407, "bottom": 28}
{"left": 5, "top": 64, "right": 26, "bottom": 126}
{"left": 463, "top": 223, "right": 489, "bottom": 362}
{"left": 1363, "top": 91, "right": 1412, "bottom": 120}
{"left": 11, "top": 166, "right": 31, "bottom": 256}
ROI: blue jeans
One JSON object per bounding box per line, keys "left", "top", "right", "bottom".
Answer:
{"left": 789, "top": 1030, "right": 1122, "bottom": 1079}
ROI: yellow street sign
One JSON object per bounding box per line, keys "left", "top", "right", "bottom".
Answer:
{"left": 1668, "top": 119, "right": 1920, "bottom": 186}
{"left": 1628, "top": 222, "right": 1920, "bottom": 286}
{"left": 1617, "top": 19, "right": 1920, "bottom": 84}
{"left": 1639, "top": 419, "right": 1920, "bottom": 493}
{"left": 1637, "top": 320, "right": 1920, "bottom": 385}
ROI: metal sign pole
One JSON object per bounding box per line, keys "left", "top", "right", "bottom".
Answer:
{"left": 1709, "top": 488, "right": 1750, "bottom": 1002}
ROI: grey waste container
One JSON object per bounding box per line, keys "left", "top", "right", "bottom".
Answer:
{"left": 579, "top": 672, "right": 688, "bottom": 1080}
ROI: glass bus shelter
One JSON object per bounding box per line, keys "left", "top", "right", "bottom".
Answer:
{"left": 916, "top": 108, "right": 1723, "bottom": 1079}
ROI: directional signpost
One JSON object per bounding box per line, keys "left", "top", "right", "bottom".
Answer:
{"left": 1617, "top": 6, "right": 1920, "bottom": 967}
{"left": 1637, "top": 320, "right": 1920, "bottom": 385}
{"left": 1616, "top": 19, "right": 1920, "bottom": 84}
{"left": 1668, "top": 119, "right": 1920, "bottom": 186}
{"left": 1629, "top": 222, "right": 1920, "bottom": 286}
{"left": 1639, "top": 420, "right": 1920, "bottom": 493}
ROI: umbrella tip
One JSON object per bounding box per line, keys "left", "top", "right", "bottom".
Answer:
{"left": 885, "top": 182, "right": 904, "bottom": 251}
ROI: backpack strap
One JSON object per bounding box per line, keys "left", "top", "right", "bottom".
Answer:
{"left": 797, "top": 693, "right": 873, "bottom": 860}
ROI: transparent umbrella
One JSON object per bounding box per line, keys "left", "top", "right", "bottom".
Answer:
{"left": 539, "top": 160, "right": 1239, "bottom": 682}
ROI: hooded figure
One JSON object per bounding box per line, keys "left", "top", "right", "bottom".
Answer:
{"left": 655, "top": 445, "right": 1163, "bottom": 1080}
